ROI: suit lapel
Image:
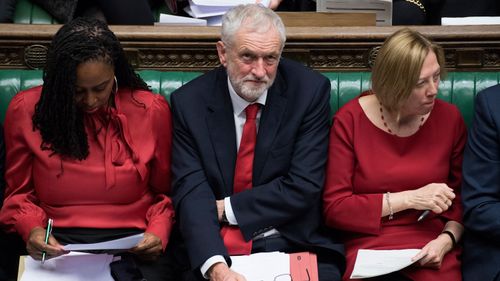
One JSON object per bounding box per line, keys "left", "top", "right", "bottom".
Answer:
{"left": 206, "top": 68, "right": 237, "bottom": 196}
{"left": 254, "top": 72, "right": 288, "bottom": 182}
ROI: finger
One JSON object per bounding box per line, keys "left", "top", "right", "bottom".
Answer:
{"left": 131, "top": 243, "right": 146, "bottom": 252}
{"left": 432, "top": 197, "right": 448, "bottom": 212}
{"left": 48, "top": 235, "right": 65, "bottom": 249}
{"left": 136, "top": 244, "right": 162, "bottom": 256}
{"left": 142, "top": 244, "right": 162, "bottom": 255}
{"left": 41, "top": 244, "right": 67, "bottom": 258}
{"left": 412, "top": 250, "right": 427, "bottom": 262}
{"left": 438, "top": 200, "right": 449, "bottom": 211}
{"left": 131, "top": 236, "right": 150, "bottom": 251}
{"left": 131, "top": 241, "right": 159, "bottom": 255}
{"left": 432, "top": 185, "right": 452, "bottom": 198}
{"left": 418, "top": 254, "right": 432, "bottom": 266}
{"left": 132, "top": 245, "right": 156, "bottom": 255}
{"left": 431, "top": 204, "right": 444, "bottom": 214}
{"left": 27, "top": 249, "right": 42, "bottom": 260}
{"left": 441, "top": 188, "right": 455, "bottom": 199}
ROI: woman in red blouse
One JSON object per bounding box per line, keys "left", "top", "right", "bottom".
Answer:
{"left": 323, "top": 28, "right": 465, "bottom": 281}
{"left": 0, "top": 18, "right": 174, "bottom": 280}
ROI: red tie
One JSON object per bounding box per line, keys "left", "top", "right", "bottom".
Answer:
{"left": 221, "top": 103, "right": 259, "bottom": 255}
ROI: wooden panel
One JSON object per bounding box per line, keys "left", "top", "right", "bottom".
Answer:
{"left": 277, "top": 12, "right": 375, "bottom": 27}
{"left": 1, "top": 24, "right": 500, "bottom": 72}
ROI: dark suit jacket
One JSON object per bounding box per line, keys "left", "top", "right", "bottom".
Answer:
{"left": 170, "top": 58, "right": 344, "bottom": 270}
{"left": 462, "top": 84, "right": 500, "bottom": 281}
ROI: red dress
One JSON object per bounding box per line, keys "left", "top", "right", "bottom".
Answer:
{"left": 0, "top": 86, "right": 174, "bottom": 249}
{"left": 323, "top": 93, "right": 466, "bottom": 280}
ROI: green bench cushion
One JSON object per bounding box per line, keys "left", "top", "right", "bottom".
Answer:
{"left": 13, "top": 0, "right": 171, "bottom": 24}
{"left": 0, "top": 69, "right": 498, "bottom": 127}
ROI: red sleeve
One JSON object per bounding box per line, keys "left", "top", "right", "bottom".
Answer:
{"left": 442, "top": 107, "right": 467, "bottom": 223}
{"left": 145, "top": 94, "right": 175, "bottom": 250}
{"left": 0, "top": 90, "right": 47, "bottom": 241}
{"left": 323, "top": 107, "right": 384, "bottom": 235}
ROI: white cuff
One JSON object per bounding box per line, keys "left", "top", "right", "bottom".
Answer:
{"left": 200, "top": 255, "right": 227, "bottom": 279}
{"left": 224, "top": 197, "right": 238, "bottom": 225}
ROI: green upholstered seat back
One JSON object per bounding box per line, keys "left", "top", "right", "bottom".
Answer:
{"left": 324, "top": 72, "right": 500, "bottom": 127}
{"left": 13, "top": 0, "right": 170, "bottom": 24}
{"left": 0, "top": 69, "right": 499, "bottom": 127}
{"left": 13, "top": 0, "right": 57, "bottom": 24}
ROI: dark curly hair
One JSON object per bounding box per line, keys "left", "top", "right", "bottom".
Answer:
{"left": 32, "top": 17, "right": 149, "bottom": 160}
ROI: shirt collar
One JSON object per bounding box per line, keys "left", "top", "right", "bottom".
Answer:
{"left": 227, "top": 77, "right": 267, "bottom": 116}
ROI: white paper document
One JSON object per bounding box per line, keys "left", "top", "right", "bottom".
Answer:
{"left": 63, "top": 233, "right": 144, "bottom": 251}
{"left": 187, "top": 0, "right": 270, "bottom": 18}
{"left": 350, "top": 249, "right": 421, "bottom": 279}
{"left": 20, "top": 252, "right": 114, "bottom": 281}
{"left": 158, "top": 13, "right": 207, "bottom": 26}
{"left": 186, "top": 0, "right": 228, "bottom": 18}
{"left": 442, "top": 16, "right": 500, "bottom": 25}
{"left": 231, "top": 252, "right": 290, "bottom": 281}
{"left": 316, "top": 0, "right": 392, "bottom": 26}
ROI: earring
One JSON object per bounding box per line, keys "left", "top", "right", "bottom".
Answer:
{"left": 113, "top": 76, "right": 118, "bottom": 94}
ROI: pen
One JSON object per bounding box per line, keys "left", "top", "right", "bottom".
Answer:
{"left": 417, "top": 210, "right": 430, "bottom": 222}
{"left": 41, "top": 218, "right": 53, "bottom": 264}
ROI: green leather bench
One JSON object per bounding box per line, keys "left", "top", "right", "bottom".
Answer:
{"left": 0, "top": 69, "right": 499, "bottom": 127}
{"left": 12, "top": 0, "right": 169, "bottom": 24}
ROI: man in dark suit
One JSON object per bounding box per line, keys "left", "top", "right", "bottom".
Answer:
{"left": 462, "top": 84, "right": 500, "bottom": 281}
{"left": 170, "top": 4, "right": 344, "bottom": 281}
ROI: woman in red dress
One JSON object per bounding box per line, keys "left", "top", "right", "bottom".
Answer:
{"left": 323, "top": 28, "right": 465, "bottom": 281}
{"left": 0, "top": 18, "right": 174, "bottom": 280}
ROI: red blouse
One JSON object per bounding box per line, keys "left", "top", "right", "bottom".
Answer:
{"left": 0, "top": 86, "right": 174, "bottom": 249}
{"left": 323, "top": 94, "right": 466, "bottom": 280}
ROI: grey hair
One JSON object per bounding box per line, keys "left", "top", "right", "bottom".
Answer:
{"left": 221, "top": 4, "right": 286, "bottom": 51}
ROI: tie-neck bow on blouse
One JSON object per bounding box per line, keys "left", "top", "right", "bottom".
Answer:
{"left": 84, "top": 91, "right": 148, "bottom": 189}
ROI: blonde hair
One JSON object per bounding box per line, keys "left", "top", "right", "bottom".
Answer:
{"left": 371, "top": 28, "right": 446, "bottom": 112}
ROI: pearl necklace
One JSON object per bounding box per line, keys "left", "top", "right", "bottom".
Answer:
{"left": 379, "top": 102, "right": 425, "bottom": 135}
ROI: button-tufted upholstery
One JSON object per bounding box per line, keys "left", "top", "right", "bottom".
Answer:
{"left": 0, "top": 69, "right": 499, "bottom": 126}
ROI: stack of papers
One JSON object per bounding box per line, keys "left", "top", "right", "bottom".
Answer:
{"left": 183, "top": 0, "right": 271, "bottom": 26}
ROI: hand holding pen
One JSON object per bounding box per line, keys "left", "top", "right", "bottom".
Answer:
{"left": 26, "top": 218, "right": 67, "bottom": 262}
{"left": 41, "top": 218, "right": 53, "bottom": 263}
{"left": 412, "top": 183, "right": 455, "bottom": 221}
